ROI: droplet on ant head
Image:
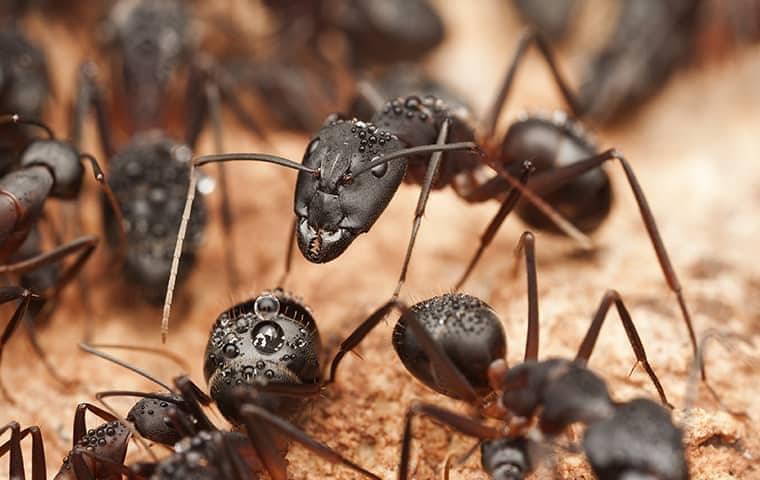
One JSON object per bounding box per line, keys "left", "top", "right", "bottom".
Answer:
{"left": 254, "top": 294, "right": 280, "bottom": 321}
{"left": 252, "top": 321, "right": 285, "bottom": 354}
{"left": 370, "top": 156, "right": 387, "bottom": 178}
{"left": 223, "top": 342, "right": 239, "bottom": 358}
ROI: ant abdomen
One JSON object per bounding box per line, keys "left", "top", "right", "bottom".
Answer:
{"left": 204, "top": 290, "right": 322, "bottom": 424}
{"left": 500, "top": 114, "right": 612, "bottom": 234}
{"left": 392, "top": 293, "right": 506, "bottom": 398}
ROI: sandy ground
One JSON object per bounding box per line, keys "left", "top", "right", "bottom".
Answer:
{"left": 1, "top": 1, "right": 759, "bottom": 479}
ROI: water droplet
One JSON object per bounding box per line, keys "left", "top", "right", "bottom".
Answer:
{"left": 223, "top": 342, "right": 239, "bottom": 358}
{"left": 235, "top": 317, "right": 250, "bottom": 332}
{"left": 370, "top": 156, "right": 387, "bottom": 178}
{"left": 252, "top": 321, "right": 285, "bottom": 354}
{"left": 254, "top": 294, "right": 280, "bottom": 321}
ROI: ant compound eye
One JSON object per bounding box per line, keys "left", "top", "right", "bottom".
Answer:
{"left": 254, "top": 294, "right": 280, "bottom": 321}
{"left": 251, "top": 321, "right": 285, "bottom": 354}
{"left": 370, "top": 156, "right": 387, "bottom": 178}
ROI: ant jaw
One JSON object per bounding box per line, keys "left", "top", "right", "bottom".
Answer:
{"left": 296, "top": 220, "right": 356, "bottom": 264}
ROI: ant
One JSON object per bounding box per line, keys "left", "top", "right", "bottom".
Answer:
{"left": 79, "top": 314, "right": 379, "bottom": 479}
{"left": 163, "top": 31, "right": 698, "bottom": 372}
{"left": 328, "top": 231, "right": 681, "bottom": 478}
{"left": 0, "top": 20, "right": 51, "bottom": 175}
{"left": 577, "top": 0, "right": 703, "bottom": 123}
{"left": 0, "top": 403, "right": 137, "bottom": 479}
{"left": 73, "top": 0, "right": 275, "bottom": 301}
{"left": 0, "top": 113, "right": 124, "bottom": 401}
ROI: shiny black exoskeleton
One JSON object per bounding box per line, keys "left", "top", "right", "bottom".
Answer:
{"left": 578, "top": 0, "right": 703, "bottom": 123}
{"left": 583, "top": 398, "right": 688, "bottom": 480}
{"left": 103, "top": 132, "right": 207, "bottom": 303}
{"left": 204, "top": 289, "right": 322, "bottom": 425}
{"left": 101, "top": 0, "right": 192, "bottom": 131}
{"left": 165, "top": 31, "right": 696, "bottom": 371}
{"left": 329, "top": 232, "right": 677, "bottom": 478}
{"left": 0, "top": 26, "right": 51, "bottom": 175}
{"left": 0, "top": 404, "right": 134, "bottom": 480}
{"left": 0, "top": 115, "right": 125, "bottom": 399}
{"left": 331, "top": 0, "right": 444, "bottom": 66}
{"left": 500, "top": 112, "right": 611, "bottom": 234}
{"left": 133, "top": 430, "right": 263, "bottom": 480}
{"left": 392, "top": 293, "right": 505, "bottom": 398}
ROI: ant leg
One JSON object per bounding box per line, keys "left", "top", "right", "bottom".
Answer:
{"left": 399, "top": 403, "right": 502, "bottom": 480}
{"left": 326, "top": 299, "right": 402, "bottom": 384}
{"left": 173, "top": 375, "right": 217, "bottom": 431}
{"left": 73, "top": 62, "right": 115, "bottom": 158}
{"left": 0, "top": 287, "right": 37, "bottom": 403}
{"left": 79, "top": 154, "right": 127, "bottom": 265}
{"left": 0, "top": 425, "right": 46, "bottom": 480}
{"left": 0, "top": 421, "right": 25, "bottom": 479}
{"left": 71, "top": 448, "right": 134, "bottom": 480}
{"left": 72, "top": 403, "right": 118, "bottom": 445}
{"left": 476, "top": 158, "right": 594, "bottom": 249}
{"left": 0, "top": 236, "right": 98, "bottom": 304}
{"left": 237, "top": 401, "right": 380, "bottom": 480}
{"left": 522, "top": 148, "right": 698, "bottom": 373}
{"left": 514, "top": 232, "right": 540, "bottom": 361}
{"left": 454, "top": 161, "right": 533, "bottom": 290}
{"left": 483, "top": 30, "right": 582, "bottom": 140}
{"left": 392, "top": 118, "right": 451, "bottom": 299}
{"left": 575, "top": 290, "right": 669, "bottom": 406}
{"left": 685, "top": 330, "right": 754, "bottom": 417}
{"left": 218, "top": 431, "right": 254, "bottom": 480}
{"left": 401, "top": 299, "right": 481, "bottom": 403}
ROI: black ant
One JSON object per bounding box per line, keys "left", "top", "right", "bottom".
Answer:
{"left": 73, "top": 0, "right": 277, "bottom": 301}
{"left": 0, "top": 21, "right": 51, "bottom": 175}
{"left": 0, "top": 404, "right": 137, "bottom": 479}
{"left": 80, "top": 315, "right": 379, "bottom": 480}
{"left": 329, "top": 231, "right": 681, "bottom": 478}
{"left": 162, "top": 31, "right": 698, "bottom": 372}
{"left": 0, "top": 114, "right": 125, "bottom": 401}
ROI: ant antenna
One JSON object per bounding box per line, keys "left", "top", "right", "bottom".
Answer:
{"left": 162, "top": 153, "right": 318, "bottom": 343}
{"left": 79, "top": 342, "right": 176, "bottom": 392}
{"left": 0, "top": 114, "right": 55, "bottom": 139}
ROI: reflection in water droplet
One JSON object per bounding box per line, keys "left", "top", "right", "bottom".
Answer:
{"left": 254, "top": 294, "right": 280, "bottom": 320}
{"left": 223, "top": 343, "right": 239, "bottom": 358}
{"left": 252, "top": 321, "right": 285, "bottom": 354}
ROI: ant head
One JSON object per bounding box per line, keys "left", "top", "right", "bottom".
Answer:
{"left": 393, "top": 293, "right": 506, "bottom": 399}
{"left": 126, "top": 392, "right": 186, "bottom": 446}
{"left": 204, "top": 290, "right": 322, "bottom": 425}
{"left": 294, "top": 118, "right": 406, "bottom": 263}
